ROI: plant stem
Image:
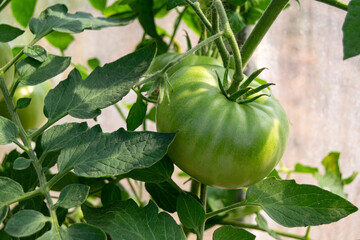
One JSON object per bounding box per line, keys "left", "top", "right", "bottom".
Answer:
{"left": 184, "top": 0, "right": 229, "bottom": 66}
{"left": 220, "top": 220, "right": 312, "bottom": 240}
{"left": 211, "top": 6, "right": 230, "bottom": 68}
{"left": 168, "top": 7, "right": 187, "bottom": 51}
{"left": 0, "top": 77, "right": 61, "bottom": 234}
{"left": 197, "top": 184, "right": 207, "bottom": 240}
{"left": 241, "top": 0, "right": 289, "bottom": 69}
{"left": 0, "top": 0, "right": 10, "bottom": 12}
{"left": 315, "top": 0, "right": 348, "bottom": 11}
{"left": 126, "top": 178, "right": 143, "bottom": 206}
{"left": 213, "top": 0, "right": 244, "bottom": 94}
{"left": 205, "top": 201, "right": 247, "bottom": 219}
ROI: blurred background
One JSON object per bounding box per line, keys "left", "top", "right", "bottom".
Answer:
{"left": 0, "top": 0, "right": 359, "bottom": 239}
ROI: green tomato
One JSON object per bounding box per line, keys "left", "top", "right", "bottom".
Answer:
{"left": 0, "top": 42, "right": 14, "bottom": 99}
{"left": 0, "top": 81, "right": 52, "bottom": 131}
{"left": 156, "top": 64, "right": 289, "bottom": 188}
{"left": 146, "top": 52, "right": 223, "bottom": 76}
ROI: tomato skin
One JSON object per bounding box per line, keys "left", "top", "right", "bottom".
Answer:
{"left": 0, "top": 81, "right": 51, "bottom": 131}
{"left": 0, "top": 42, "right": 14, "bottom": 99}
{"left": 156, "top": 65, "right": 289, "bottom": 188}
{"left": 147, "top": 52, "right": 222, "bottom": 76}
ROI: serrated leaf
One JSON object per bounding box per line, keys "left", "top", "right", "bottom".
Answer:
{"left": 89, "top": 0, "right": 107, "bottom": 11}
{"left": 177, "top": 193, "right": 205, "bottom": 231}
{"left": 11, "top": 0, "right": 37, "bottom": 28}
{"left": 56, "top": 184, "right": 90, "bottom": 209}
{"left": 15, "top": 97, "right": 31, "bottom": 110}
{"left": 0, "top": 24, "right": 24, "bottom": 42}
{"left": 82, "top": 199, "right": 186, "bottom": 240}
{"left": 41, "top": 122, "right": 89, "bottom": 153}
{"left": 54, "top": 123, "right": 175, "bottom": 178}
{"left": 0, "top": 117, "right": 18, "bottom": 145}
{"left": 245, "top": 178, "right": 358, "bottom": 227}
{"left": 126, "top": 95, "right": 147, "bottom": 131}
{"left": 342, "top": 0, "right": 360, "bottom": 59}
{"left": 145, "top": 181, "right": 180, "bottom": 213}
{"left": 5, "top": 210, "right": 48, "bottom": 237}
{"left": 125, "top": 155, "right": 174, "bottom": 183}
{"left": 13, "top": 157, "right": 32, "bottom": 170}
{"left": 44, "top": 43, "right": 156, "bottom": 121}
{"left": 29, "top": 4, "right": 133, "bottom": 40}
{"left": 213, "top": 226, "right": 255, "bottom": 240}
{"left": 16, "top": 54, "right": 71, "bottom": 86}
{"left": 255, "top": 213, "right": 282, "bottom": 240}
{"left": 87, "top": 58, "right": 100, "bottom": 70}
{"left": 45, "top": 31, "right": 74, "bottom": 52}
{"left": 24, "top": 45, "right": 47, "bottom": 62}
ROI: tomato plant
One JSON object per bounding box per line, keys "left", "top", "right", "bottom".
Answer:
{"left": 0, "top": 0, "right": 358, "bottom": 240}
{"left": 156, "top": 64, "right": 289, "bottom": 188}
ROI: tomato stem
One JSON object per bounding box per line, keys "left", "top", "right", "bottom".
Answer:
{"left": 213, "top": 0, "right": 244, "bottom": 94}
{"left": 197, "top": 184, "right": 208, "bottom": 240}
{"left": 241, "top": 0, "right": 289, "bottom": 69}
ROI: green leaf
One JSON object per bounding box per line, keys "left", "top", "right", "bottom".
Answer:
{"left": 294, "top": 163, "right": 318, "bottom": 175}
{"left": 315, "top": 152, "right": 347, "bottom": 198}
{"left": 183, "top": 7, "right": 201, "bottom": 35}
{"left": 126, "top": 94, "right": 147, "bottom": 131}
{"left": 145, "top": 181, "right": 180, "bottom": 213}
{"left": 0, "top": 206, "right": 9, "bottom": 223}
{"left": 245, "top": 178, "right": 358, "bottom": 227}
{"left": 82, "top": 200, "right": 186, "bottom": 240}
{"left": 67, "top": 223, "right": 107, "bottom": 240}
{"left": 125, "top": 155, "right": 174, "bottom": 183}
{"left": 44, "top": 43, "right": 156, "bottom": 121}
{"left": 176, "top": 193, "right": 205, "bottom": 231}
{"left": 167, "top": 0, "right": 195, "bottom": 10}
{"left": 45, "top": 31, "right": 74, "bottom": 52}
{"left": 13, "top": 157, "right": 32, "bottom": 170}
{"left": 207, "top": 187, "right": 243, "bottom": 214}
{"left": 227, "top": 11, "right": 245, "bottom": 35}
{"left": 87, "top": 57, "right": 101, "bottom": 70}
{"left": 5, "top": 210, "right": 48, "bottom": 237}
{"left": 255, "top": 213, "right": 282, "bottom": 240}
{"left": 101, "top": 182, "right": 123, "bottom": 206}
{"left": 41, "top": 122, "right": 89, "bottom": 153}
{"left": 29, "top": 4, "right": 134, "bottom": 40}
{"left": 11, "top": 0, "right": 37, "bottom": 28}
{"left": 56, "top": 184, "right": 90, "bottom": 209}
{"left": 72, "top": 62, "right": 90, "bottom": 79}
{"left": 213, "top": 226, "right": 255, "bottom": 240}
{"left": 15, "top": 97, "right": 31, "bottom": 110}
{"left": 146, "top": 106, "right": 156, "bottom": 122}
{"left": 36, "top": 227, "right": 69, "bottom": 240}
{"left": 24, "top": 45, "right": 47, "bottom": 62}
{"left": 0, "top": 24, "right": 24, "bottom": 42}
{"left": 54, "top": 123, "right": 175, "bottom": 178}
{"left": 89, "top": 0, "right": 107, "bottom": 11}
{"left": 16, "top": 54, "right": 71, "bottom": 86}
{"left": 0, "top": 117, "right": 18, "bottom": 145}
{"left": 267, "top": 169, "right": 281, "bottom": 179}
{"left": 343, "top": 0, "right": 360, "bottom": 59}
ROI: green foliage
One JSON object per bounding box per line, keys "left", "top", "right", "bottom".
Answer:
{"left": 343, "top": 0, "right": 360, "bottom": 59}
{"left": 0, "top": 1, "right": 358, "bottom": 240}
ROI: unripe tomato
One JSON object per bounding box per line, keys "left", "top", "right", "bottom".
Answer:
{"left": 0, "top": 42, "right": 14, "bottom": 99}
{"left": 0, "top": 81, "right": 52, "bottom": 131}
{"left": 146, "top": 52, "right": 222, "bottom": 76}
{"left": 156, "top": 63, "right": 289, "bottom": 189}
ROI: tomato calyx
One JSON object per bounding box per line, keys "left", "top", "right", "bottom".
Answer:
{"left": 216, "top": 66, "right": 275, "bottom": 104}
